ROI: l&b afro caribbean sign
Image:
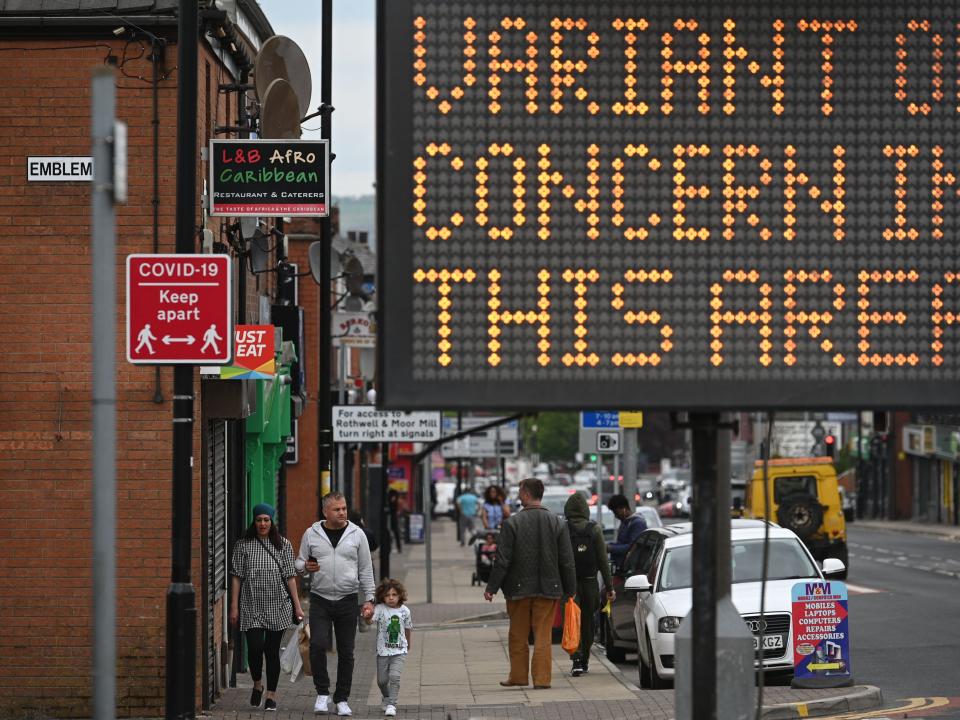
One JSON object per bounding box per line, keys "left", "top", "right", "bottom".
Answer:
{"left": 378, "top": 0, "right": 960, "bottom": 409}
{"left": 210, "top": 139, "right": 330, "bottom": 217}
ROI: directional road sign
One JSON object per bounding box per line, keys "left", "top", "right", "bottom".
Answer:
{"left": 126, "top": 254, "right": 232, "bottom": 365}
{"left": 440, "top": 416, "right": 519, "bottom": 458}
{"left": 579, "top": 411, "right": 642, "bottom": 454}
{"left": 333, "top": 407, "right": 442, "bottom": 442}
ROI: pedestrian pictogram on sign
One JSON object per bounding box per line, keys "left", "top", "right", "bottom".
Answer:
{"left": 126, "top": 254, "right": 232, "bottom": 365}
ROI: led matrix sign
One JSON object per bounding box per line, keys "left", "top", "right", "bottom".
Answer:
{"left": 379, "top": 1, "right": 960, "bottom": 409}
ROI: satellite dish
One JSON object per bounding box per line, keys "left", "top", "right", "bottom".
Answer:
{"left": 250, "top": 229, "right": 271, "bottom": 273}
{"left": 308, "top": 241, "right": 323, "bottom": 284}
{"left": 239, "top": 217, "right": 258, "bottom": 238}
{"left": 260, "top": 77, "right": 302, "bottom": 139}
{"left": 254, "top": 35, "right": 312, "bottom": 117}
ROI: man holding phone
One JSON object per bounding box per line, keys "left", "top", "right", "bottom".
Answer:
{"left": 296, "top": 493, "right": 375, "bottom": 717}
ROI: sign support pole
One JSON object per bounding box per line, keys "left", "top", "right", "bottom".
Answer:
{"left": 91, "top": 65, "right": 117, "bottom": 720}
{"left": 167, "top": 2, "right": 198, "bottom": 717}
{"left": 623, "top": 429, "right": 637, "bottom": 511}
{"left": 317, "top": 0, "right": 334, "bottom": 509}
{"left": 379, "top": 442, "right": 391, "bottom": 580}
{"left": 689, "top": 413, "right": 719, "bottom": 720}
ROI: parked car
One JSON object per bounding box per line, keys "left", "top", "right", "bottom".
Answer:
{"left": 623, "top": 521, "right": 845, "bottom": 688}
{"left": 601, "top": 524, "right": 682, "bottom": 662}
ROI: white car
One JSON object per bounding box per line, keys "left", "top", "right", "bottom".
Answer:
{"left": 624, "top": 520, "right": 845, "bottom": 688}
{"left": 634, "top": 505, "right": 663, "bottom": 529}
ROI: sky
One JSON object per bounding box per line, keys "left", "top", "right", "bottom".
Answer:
{"left": 256, "top": 0, "right": 376, "bottom": 199}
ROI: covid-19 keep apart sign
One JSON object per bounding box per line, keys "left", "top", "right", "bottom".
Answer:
{"left": 378, "top": 1, "right": 960, "bottom": 409}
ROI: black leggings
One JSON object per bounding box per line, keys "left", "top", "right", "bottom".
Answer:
{"left": 245, "top": 628, "right": 284, "bottom": 691}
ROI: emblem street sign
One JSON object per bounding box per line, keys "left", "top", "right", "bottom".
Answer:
{"left": 126, "top": 254, "right": 232, "bottom": 365}
{"left": 332, "top": 407, "right": 442, "bottom": 442}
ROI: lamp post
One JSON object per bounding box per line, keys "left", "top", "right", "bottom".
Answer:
{"left": 166, "top": 1, "right": 198, "bottom": 717}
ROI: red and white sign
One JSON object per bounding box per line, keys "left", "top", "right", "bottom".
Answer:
{"left": 126, "top": 254, "right": 232, "bottom": 365}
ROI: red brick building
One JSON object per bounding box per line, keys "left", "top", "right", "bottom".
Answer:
{"left": 0, "top": 2, "right": 300, "bottom": 717}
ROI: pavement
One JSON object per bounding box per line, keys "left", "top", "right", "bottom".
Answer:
{"left": 853, "top": 518, "right": 960, "bottom": 542}
{"left": 202, "top": 516, "right": 890, "bottom": 720}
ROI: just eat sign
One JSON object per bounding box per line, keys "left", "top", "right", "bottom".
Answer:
{"left": 126, "top": 254, "right": 232, "bottom": 365}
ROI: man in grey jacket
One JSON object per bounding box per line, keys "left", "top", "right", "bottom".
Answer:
{"left": 483, "top": 478, "right": 576, "bottom": 689}
{"left": 297, "top": 493, "right": 375, "bottom": 716}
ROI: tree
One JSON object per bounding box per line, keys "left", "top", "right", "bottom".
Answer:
{"left": 522, "top": 412, "right": 579, "bottom": 463}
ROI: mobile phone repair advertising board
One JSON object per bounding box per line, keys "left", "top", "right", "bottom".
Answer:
{"left": 791, "top": 581, "right": 853, "bottom": 688}
{"left": 379, "top": 1, "right": 960, "bottom": 410}
{"left": 210, "top": 139, "right": 330, "bottom": 217}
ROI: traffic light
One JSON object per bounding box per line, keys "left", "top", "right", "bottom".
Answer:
{"left": 824, "top": 434, "right": 837, "bottom": 459}
{"left": 588, "top": 453, "right": 597, "bottom": 462}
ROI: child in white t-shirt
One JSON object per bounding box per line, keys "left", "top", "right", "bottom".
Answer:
{"left": 365, "top": 578, "right": 413, "bottom": 717}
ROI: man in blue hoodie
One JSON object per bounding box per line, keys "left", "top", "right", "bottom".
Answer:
{"left": 606, "top": 494, "right": 647, "bottom": 568}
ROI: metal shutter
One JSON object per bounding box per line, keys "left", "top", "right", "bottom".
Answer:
{"left": 205, "top": 420, "right": 228, "bottom": 706}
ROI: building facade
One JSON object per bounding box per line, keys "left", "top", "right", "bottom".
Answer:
{"left": 0, "top": 1, "right": 310, "bottom": 716}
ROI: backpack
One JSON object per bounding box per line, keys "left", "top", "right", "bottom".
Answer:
{"left": 568, "top": 521, "right": 599, "bottom": 579}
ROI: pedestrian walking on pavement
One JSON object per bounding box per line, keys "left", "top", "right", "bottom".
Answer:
{"left": 481, "top": 485, "right": 511, "bottom": 530}
{"left": 349, "top": 509, "right": 379, "bottom": 553}
{"left": 296, "top": 493, "right": 376, "bottom": 717}
{"left": 563, "top": 492, "right": 615, "bottom": 677}
{"left": 364, "top": 578, "right": 413, "bottom": 717}
{"left": 229, "top": 503, "right": 305, "bottom": 712}
{"left": 455, "top": 486, "right": 480, "bottom": 545}
{"left": 483, "top": 478, "right": 577, "bottom": 689}
{"left": 387, "top": 489, "right": 405, "bottom": 553}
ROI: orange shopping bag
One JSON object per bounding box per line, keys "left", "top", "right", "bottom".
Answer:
{"left": 561, "top": 597, "right": 581, "bottom": 655}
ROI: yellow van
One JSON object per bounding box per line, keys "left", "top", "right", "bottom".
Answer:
{"left": 745, "top": 457, "right": 848, "bottom": 578}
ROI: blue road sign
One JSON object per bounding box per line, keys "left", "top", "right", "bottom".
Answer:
{"left": 581, "top": 411, "right": 620, "bottom": 429}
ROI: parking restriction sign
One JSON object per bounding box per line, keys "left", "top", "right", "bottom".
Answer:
{"left": 126, "top": 254, "right": 232, "bottom": 365}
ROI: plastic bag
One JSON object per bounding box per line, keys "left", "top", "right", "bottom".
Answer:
{"left": 561, "top": 597, "right": 581, "bottom": 655}
{"left": 280, "top": 622, "right": 302, "bottom": 675}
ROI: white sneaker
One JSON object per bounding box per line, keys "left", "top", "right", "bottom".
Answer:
{"left": 384, "top": 704, "right": 397, "bottom": 717}
{"left": 314, "top": 694, "right": 329, "bottom": 713}
{"left": 336, "top": 701, "right": 353, "bottom": 716}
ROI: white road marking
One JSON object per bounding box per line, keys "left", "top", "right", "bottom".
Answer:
{"left": 844, "top": 583, "right": 883, "bottom": 594}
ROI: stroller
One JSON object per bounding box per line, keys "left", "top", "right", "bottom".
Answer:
{"left": 469, "top": 529, "right": 500, "bottom": 586}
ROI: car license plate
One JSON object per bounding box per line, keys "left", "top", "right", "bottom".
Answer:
{"left": 753, "top": 634, "right": 784, "bottom": 651}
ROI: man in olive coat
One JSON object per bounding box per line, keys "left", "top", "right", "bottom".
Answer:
{"left": 483, "top": 478, "right": 577, "bottom": 689}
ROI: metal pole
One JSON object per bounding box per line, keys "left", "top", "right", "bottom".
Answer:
{"left": 423, "top": 457, "right": 433, "bottom": 602}
{"left": 595, "top": 453, "right": 604, "bottom": 529}
{"left": 379, "top": 442, "right": 391, "bottom": 579}
{"left": 690, "top": 412, "right": 719, "bottom": 720}
{"left": 92, "top": 66, "right": 117, "bottom": 720}
{"left": 455, "top": 413, "right": 462, "bottom": 544}
{"left": 495, "top": 425, "right": 502, "bottom": 485}
{"left": 623, "top": 428, "right": 638, "bottom": 510}
{"left": 167, "top": 2, "right": 198, "bottom": 717}
{"left": 613, "top": 453, "right": 621, "bottom": 500}
{"left": 318, "top": 0, "right": 334, "bottom": 502}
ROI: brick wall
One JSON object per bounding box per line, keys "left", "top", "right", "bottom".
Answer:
{"left": 0, "top": 36, "right": 238, "bottom": 718}
{"left": 284, "top": 220, "right": 322, "bottom": 546}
